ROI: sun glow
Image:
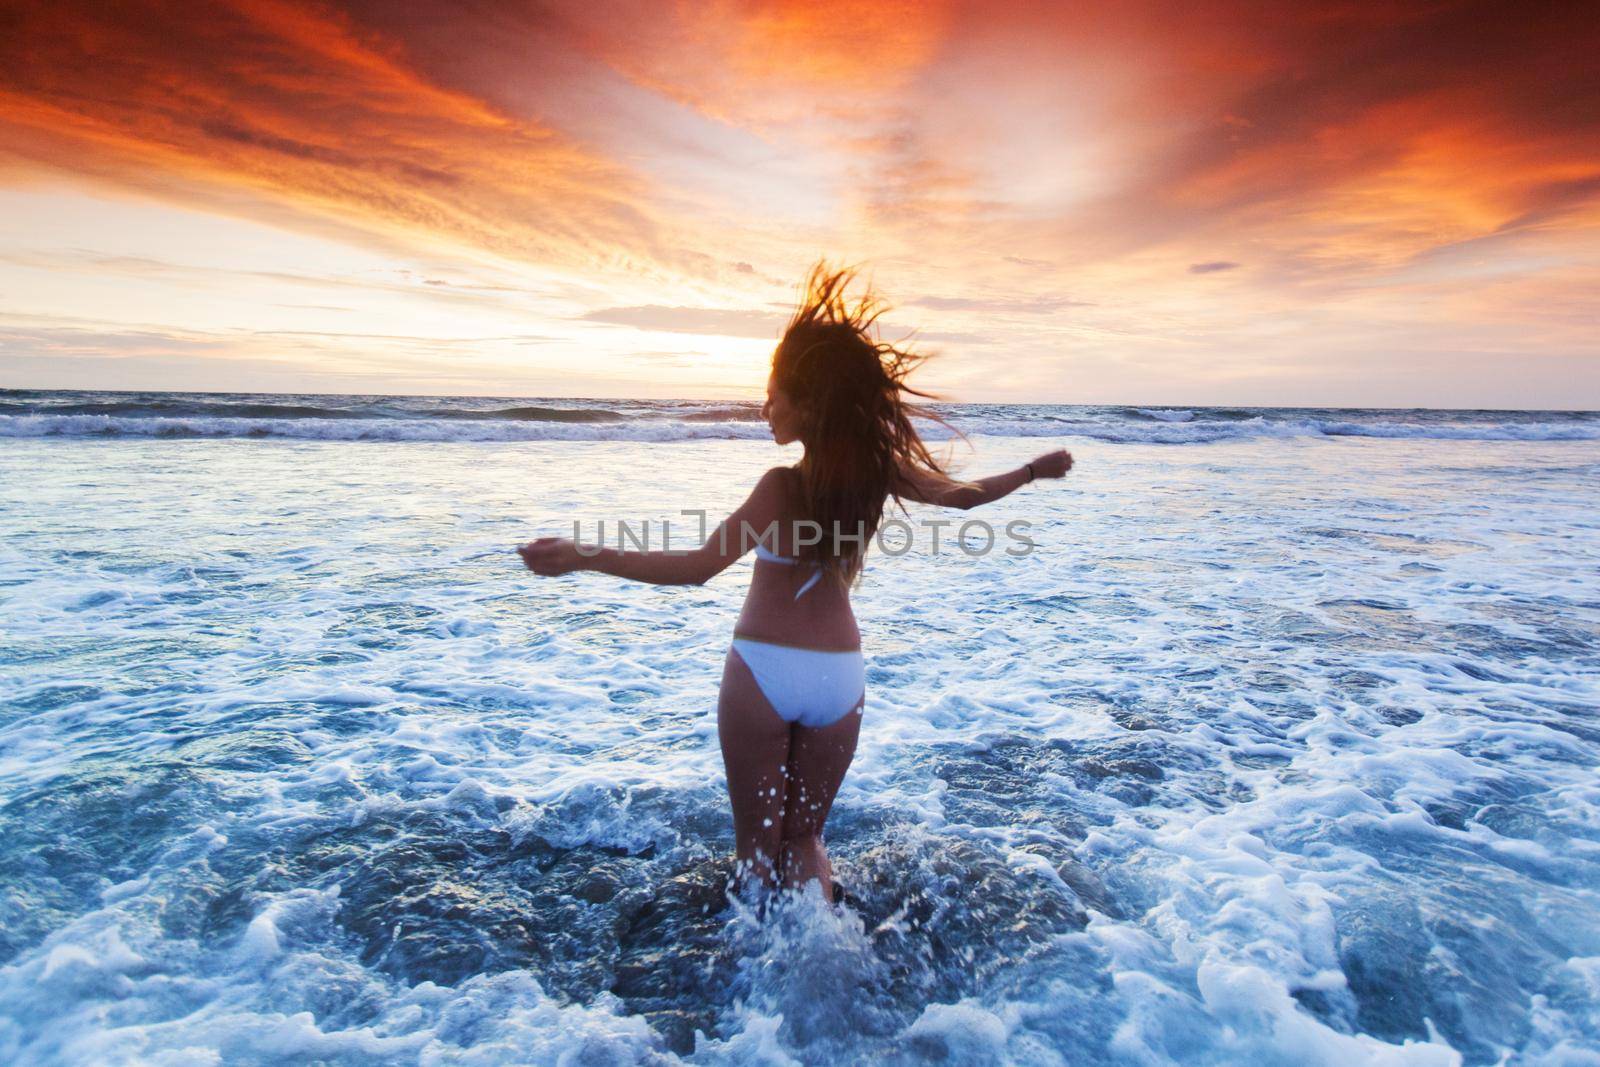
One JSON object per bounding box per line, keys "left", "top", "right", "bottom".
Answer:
{"left": 0, "top": 0, "right": 1595, "bottom": 405}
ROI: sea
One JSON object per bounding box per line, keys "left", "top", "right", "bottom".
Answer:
{"left": 2, "top": 388, "right": 1597, "bottom": 1065}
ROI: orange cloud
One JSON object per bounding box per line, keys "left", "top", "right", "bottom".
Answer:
{"left": 0, "top": 0, "right": 688, "bottom": 276}
{"left": 555, "top": 0, "right": 951, "bottom": 129}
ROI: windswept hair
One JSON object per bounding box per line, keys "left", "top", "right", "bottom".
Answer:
{"left": 772, "top": 260, "right": 971, "bottom": 589}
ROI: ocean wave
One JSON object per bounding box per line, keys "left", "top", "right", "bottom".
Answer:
{"left": 1311, "top": 419, "right": 1600, "bottom": 440}
{"left": 2, "top": 405, "right": 1597, "bottom": 444}
{"left": 438, "top": 405, "right": 626, "bottom": 423}
{"left": 969, "top": 415, "right": 1600, "bottom": 444}
{"left": 0, "top": 400, "right": 380, "bottom": 420}
{"left": 0, "top": 413, "right": 775, "bottom": 443}
{"left": 680, "top": 405, "right": 765, "bottom": 423}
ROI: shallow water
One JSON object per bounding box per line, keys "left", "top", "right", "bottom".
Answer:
{"left": 2, "top": 420, "right": 1598, "bottom": 1065}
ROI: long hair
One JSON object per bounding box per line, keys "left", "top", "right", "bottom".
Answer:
{"left": 771, "top": 261, "right": 970, "bottom": 590}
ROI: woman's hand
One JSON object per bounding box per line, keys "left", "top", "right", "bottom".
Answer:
{"left": 517, "top": 537, "right": 585, "bottom": 576}
{"left": 1030, "top": 449, "right": 1074, "bottom": 479}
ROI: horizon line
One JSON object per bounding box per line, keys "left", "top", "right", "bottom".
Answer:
{"left": 1, "top": 384, "right": 1596, "bottom": 415}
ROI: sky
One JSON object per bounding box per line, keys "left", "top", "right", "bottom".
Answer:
{"left": 1, "top": 0, "right": 1597, "bottom": 407}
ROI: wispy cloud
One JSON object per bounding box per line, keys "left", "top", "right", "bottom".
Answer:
{"left": 579, "top": 305, "right": 784, "bottom": 339}
{"left": 0, "top": 0, "right": 681, "bottom": 273}
{"left": 909, "top": 295, "right": 1094, "bottom": 313}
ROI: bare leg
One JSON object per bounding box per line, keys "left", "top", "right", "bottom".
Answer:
{"left": 778, "top": 696, "right": 863, "bottom": 897}
{"left": 717, "top": 648, "right": 791, "bottom": 892}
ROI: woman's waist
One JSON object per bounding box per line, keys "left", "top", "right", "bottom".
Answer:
{"left": 731, "top": 629, "right": 862, "bottom": 654}
{"left": 738, "top": 580, "right": 854, "bottom": 615}
{"left": 731, "top": 605, "right": 860, "bottom": 652}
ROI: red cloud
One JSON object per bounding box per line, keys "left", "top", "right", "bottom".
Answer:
{"left": 1, "top": 0, "right": 1595, "bottom": 329}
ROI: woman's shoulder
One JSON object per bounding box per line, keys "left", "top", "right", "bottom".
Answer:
{"left": 758, "top": 464, "right": 801, "bottom": 490}
{"left": 746, "top": 465, "right": 801, "bottom": 513}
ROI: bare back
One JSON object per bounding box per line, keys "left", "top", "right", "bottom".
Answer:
{"left": 731, "top": 467, "right": 862, "bottom": 653}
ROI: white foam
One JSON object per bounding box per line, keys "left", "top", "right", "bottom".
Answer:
{"left": 1, "top": 432, "right": 1596, "bottom": 1062}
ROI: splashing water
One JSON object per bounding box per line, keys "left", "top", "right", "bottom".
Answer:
{"left": 1, "top": 405, "right": 1597, "bottom": 1064}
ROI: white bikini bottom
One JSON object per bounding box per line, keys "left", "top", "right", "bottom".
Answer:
{"left": 729, "top": 637, "right": 865, "bottom": 729}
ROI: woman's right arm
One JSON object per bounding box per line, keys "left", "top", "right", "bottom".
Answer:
{"left": 897, "top": 449, "right": 1073, "bottom": 510}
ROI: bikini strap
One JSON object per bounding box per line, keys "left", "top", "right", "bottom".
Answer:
{"left": 794, "top": 568, "right": 823, "bottom": 599}
{"left": 753, "top": 543, "right": 795, "bottom": 564}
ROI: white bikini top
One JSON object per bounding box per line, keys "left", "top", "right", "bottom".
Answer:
{"left": 753, "top": 542, "right": 823, "bottom": 599}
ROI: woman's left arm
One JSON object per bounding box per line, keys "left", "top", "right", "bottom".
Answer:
{"left": 517, "top": 466, "right": 789, "bottom": 585}
{"left": 899, "top": 448, "right": 1073, "bottom": 510}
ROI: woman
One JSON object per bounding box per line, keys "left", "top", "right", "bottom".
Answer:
{"left": 518, "top": 264, "right": 1073, "bottom": 902}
